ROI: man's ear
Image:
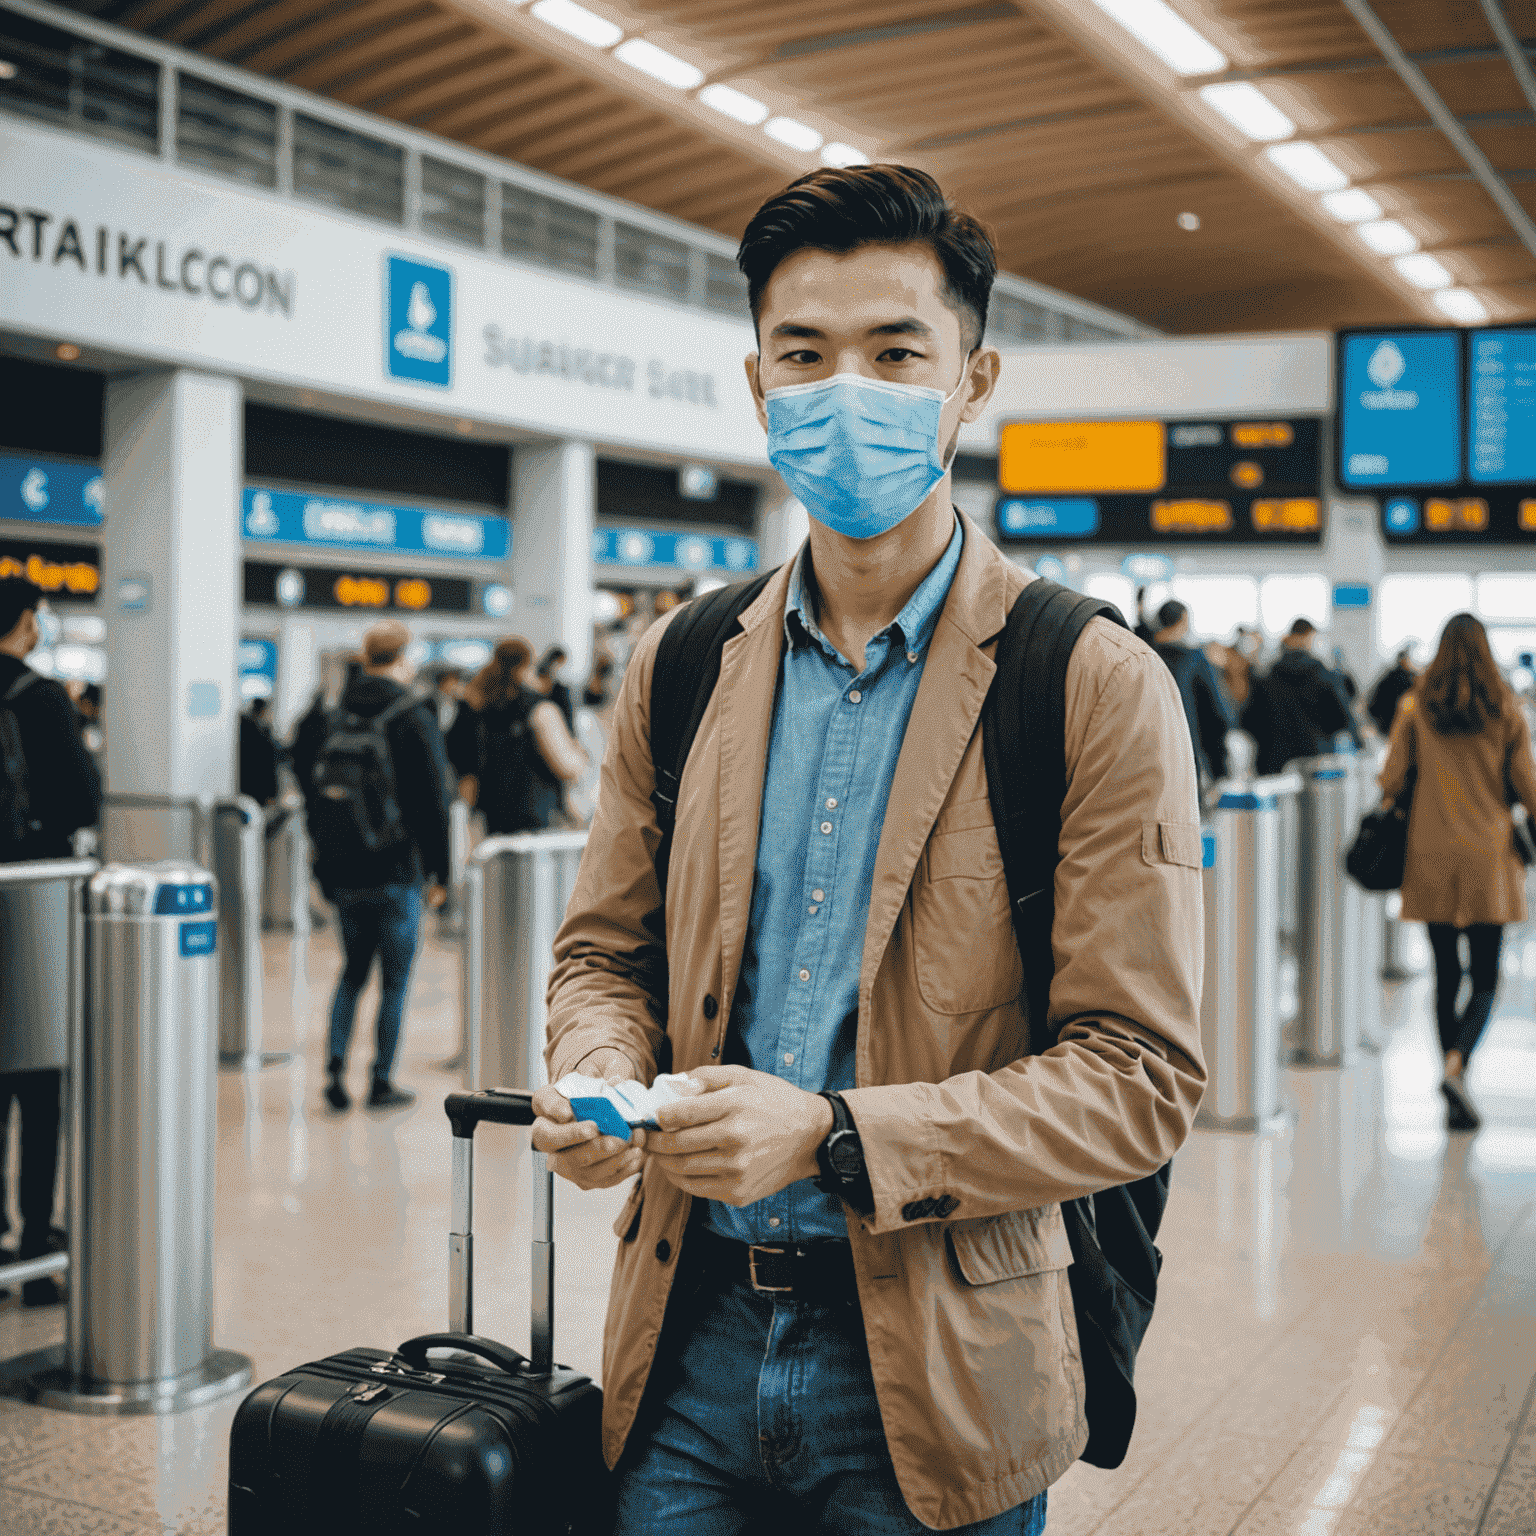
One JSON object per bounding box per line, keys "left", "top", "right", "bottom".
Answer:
{"left": 959, "top": 346, "right": 1001, "bottom": 424}
{"left": 744, "top": 352, "right": 768, "bottom": 431}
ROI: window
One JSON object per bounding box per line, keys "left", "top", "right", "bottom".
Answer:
{"left": 1377, "top": 575, "right": 1473, "bottom": 662}
{"left": 704, "top": 252, "right": 748, "bottom": 317}
{"left": 1084, "top": 572, "right": 1135, "bottom": 622}
{"left": 293, "top": 113, "right": 404, "bottom": 224}
{"left": 0, "top": 10, "right": 157, "bottom": 153}
{"left": 1475, "top": 573, "right": 1536, "bottom": 622}
{"left": 1259, "top": 574, "right": 1329, "bottom": 636}
{"left": 420, "top": 156, "right": 485, "bottom": 247}
{"left": 1169, "top": 575, "right": 1259, "bottom": 638}
{"left": 614, "top": 221, "right": 690, "bottom": 302}
{"left": 501, "top": 184, "right": 599, "bottom": 277}
{"left": 177, "top": 74, "right": 277, "bottom": 188}
{"left": 989, "top": 293, "right": 1051, "bottom": 345}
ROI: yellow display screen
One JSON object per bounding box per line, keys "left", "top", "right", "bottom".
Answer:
{"left": 1150, "top": 499, "right": 1233, "bottom": 534}
{"left": 1252, "top": 498, "right": 1322, "bottom": 532}
{"left": 998, "top": 421, "right": 1165, "bottom": 495}
{"left": 1425, "top": 498, "right": 1490, "bottom": 532}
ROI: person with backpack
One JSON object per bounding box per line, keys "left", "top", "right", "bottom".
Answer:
{"left": 1242, "top": 618, "right": 1363, "bottom": 775}
{"left": 529, "top": 166, "right": 1205, "bottom": 1534}
{"left": 291, "top": 621, "right": 452, "bottom": 1113}
{"left": 0, "top": 575, "right": 102, "bottom": 1306}
{"left": 1151, "top": 598, "right": 1237, "bottom": 788}
{"left": 458, "top": 637, "right": 585, "bottom": 834}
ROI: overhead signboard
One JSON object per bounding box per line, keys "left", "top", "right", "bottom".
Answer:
{"left": 0, "top": 537, "right": 101, "bottom": 602}
{"left": 592, "top": 526, "right": 759, "bottom": 573}
{"left": 1338, "top": 325, "right": 1536, "bottom": 543}
{"left": 0, "top": 454, "right": 104, "bottom": 528}
{"left": 242, "top": 486, "right": 508, "bottom": 562}
{"left": 243, "top": 560, "right": 472, "bottom": 614}
{"left": 995, "top": 417, "right": 1323, "bottom": 545}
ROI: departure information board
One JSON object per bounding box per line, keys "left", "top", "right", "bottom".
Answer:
{"left": 994, "top": 418, "right": 1323, "bottom": 545}
{"left": 1338, "top": 326, "right": 1536, "bottom": 543}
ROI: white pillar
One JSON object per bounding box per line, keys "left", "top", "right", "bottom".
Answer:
{"left": 511, "top": 439, "right": 594, "bottom": 679}
{"left": 1325, "top": 496, "right": 1385, "bottom": 686}
{"left": 759, "top": 491, "right": 809, "bottom": 570}
{"left": 102, "top": 369, "right": 242, "bottom": 803}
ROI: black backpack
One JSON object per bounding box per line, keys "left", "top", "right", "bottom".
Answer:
{"left": 0, "top": 671, "right": 42, "bottom": 851}
{"left": 477, "top": 691, "right": 542, "bottom": 833}
{"left": 308, "top": 694, "right": 417, "bottom": 861}
{"left": 649, "top": 573, "right": 1169, "bottom": 1472}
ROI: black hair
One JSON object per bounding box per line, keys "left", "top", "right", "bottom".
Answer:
{"left": 1156, "top": 600, "right": 1188, "bottom": 633}
{"left": 536, "top": 645, "right": 568, "bottom": 678}
{"left": 1289, "top": 618, "right": 1317, "bottom": 637}
{"left": 737, "top": 165, "right": 997, "bottom": 352}
{"left": 0, "top": 576, "right": 42, "bottom": 640}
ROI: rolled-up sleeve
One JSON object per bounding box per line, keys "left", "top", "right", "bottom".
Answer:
{"left": 846, "top": 629, "right": 1207, "bottom": 1230}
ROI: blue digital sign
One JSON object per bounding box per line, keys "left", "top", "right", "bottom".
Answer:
{"left": 385, "top": 255, "right": 453, "bottom": 387}
{"left": 0, "top": 454, "right": 103, "bottom": 528}
{"left": 592, "top": 526, "right": 758, "bottom": 573}
{"left": 1470, "top": 328, "right": 1536, "bottom": 485}
{"left": 996, "top": 498, "right": 1099, "bottom": 538}
{"left": 242, "top": 487, "right": 508, "bottom": 561}
{"left": 1339, "top": 332, "right": 1460, "bottom": 488}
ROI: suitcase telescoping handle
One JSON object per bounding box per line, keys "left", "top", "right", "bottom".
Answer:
{"left": 442, "top": 1088, "right": 554, "bottom": 1376}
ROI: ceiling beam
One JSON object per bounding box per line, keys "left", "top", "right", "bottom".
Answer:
{"left": 1337, "top": 0, "right": 1536, "bottom": 264}
{"left": 1479, "top": 0, "right": 1536, "bottom": 120}
{"left": 1187, "top": 40, "right": 1536, "bottom": 87}
{"left": 1335, "top": 111, "right": 1534, "bottom": 134}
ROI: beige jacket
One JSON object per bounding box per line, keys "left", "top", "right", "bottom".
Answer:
{"left": 1381, "top": 692, "right": 1536, "bottom": 927}
{"left": 546, "top": 515, "right": 1206, "bottom": 1529}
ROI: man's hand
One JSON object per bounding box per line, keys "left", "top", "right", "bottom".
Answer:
{"left": 530, "top": 1049, "right": 647, "bottom": 1191}
{"left": 645, "top": 1066, "right": 834, "bottom": 1207}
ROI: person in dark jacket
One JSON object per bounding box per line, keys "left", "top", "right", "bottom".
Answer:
{"left": 1242, "top": 618, "right": 1363, "bottom": 775}
{"left": 533, "top": 645, "right": 576, "bottom": 732}
{"left": 291, "top": 621, "right": 452, "bottom": 1114}
{"left": 0, "top": 577, "right": 101, "bottom": 1306}
{"left": 1367, "top": 648, "right": 1418, "bottom": 736}
{"left": 1152, "top": 600, "right": 1238, "bottom": 785}
{"left": 239, "top": 697, "right": 280, "bottom": 807}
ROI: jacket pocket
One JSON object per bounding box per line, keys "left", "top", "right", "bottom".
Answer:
{"left": 612, "top": 1179, "right": 645, "bottom": 1242}
{"left": 912, "top": 824, "right": 1023, "bottom": 1014}
{"left": 946, "top": 1205, "right": 1072, "bottom": 1287}
{"left": 1142, "top": 819, "right": 1203, "bottom": 869}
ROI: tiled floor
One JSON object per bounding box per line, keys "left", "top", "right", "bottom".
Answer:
{"left": 1, "top": 918, "right": 1534, "bottom": 1535}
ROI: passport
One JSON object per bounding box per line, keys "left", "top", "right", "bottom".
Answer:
{"left": 552, "top": 1072, "right": 699, "bottom": 1140}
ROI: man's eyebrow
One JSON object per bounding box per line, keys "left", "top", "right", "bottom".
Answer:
{"left": 767, "top": 316, "right": 935, "bottom": 341}
{"left": 768, "top": 322, "right": 825, "bottom": 339}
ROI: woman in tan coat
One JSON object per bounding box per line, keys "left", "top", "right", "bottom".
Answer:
{"left": 1380, "top": 613, "right": 1536, "bottom": 1130}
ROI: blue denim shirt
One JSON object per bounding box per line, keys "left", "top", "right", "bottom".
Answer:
{"left": 705, "top": 518, "right": 965, "bottom": 1243}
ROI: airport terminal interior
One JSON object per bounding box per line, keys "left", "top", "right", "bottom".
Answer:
{"left": 2, "top": 0, "right": 1536, "bottom": 1531}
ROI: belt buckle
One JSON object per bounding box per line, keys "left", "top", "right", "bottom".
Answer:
{"left": 747, "top": 1244, "right": 794, "bottom": 1294}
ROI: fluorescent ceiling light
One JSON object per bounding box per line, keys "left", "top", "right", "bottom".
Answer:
{"left": 1356, "top": 219, "right": 1418, "bottom": 255}
{"left": 821, "top": 142, "right": 870, "bottom": 167}
{"left": 1263, "top": 141, "right": 1349, "bottom": 191}
{"left": 699, "top": 82, "right": 769, "bottom": 125}
{"left": 613, "top": 38, "right": 702, "bottom": 88}
{"left": 1394, "top": 253, "right": 1452, "bottom": 289}
{"left": 1084, "top": 0, "right": 1227, "bottom": 76}
{"left": 1198, "top": 82, "right": 1294, "bottom": 142}
{"left": 1432, "top": 288, "right": 1489, "bottom": 323}
{"left": 765, "top": 116, "right": 823, "bottom": 152}
{"left": 529, "top": 0, "right": 622, "bottom": 48}
{"left": 1320, "top": 188, "right": 1382, "bottom": 222}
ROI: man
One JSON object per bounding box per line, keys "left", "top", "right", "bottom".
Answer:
{"left": 531, "top": 166, "right": 1205, "bottom": 1534}
{"left": 291, "top": 620, "right": 451, "bottom": 1113}
{"left": 239, "top": 696, "right": 280, "bottom": 808}
{"left": 0, "top": 576, "right": 102, "bottom": 1306}
{"left": 1367, "top": 647, "right": 1417, "bottom": 736}
{"left": 1152, "top": 598, "right": 1237, "bottom": 785}
{"left": 1243, "top": 617, "right": 1362, "bottom": 775}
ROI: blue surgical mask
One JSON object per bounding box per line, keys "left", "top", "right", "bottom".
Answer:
{"left": 764, "top": 365, "right": 969, "bottom": 541}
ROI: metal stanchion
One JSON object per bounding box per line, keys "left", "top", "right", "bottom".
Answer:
{"left": 1349, "top": 747, "right": 1387, "bottom": 1052}
{"left": 461, "top": 831, "right": 588, "bottom": 1091}
{"left": 101, "top": 791, "right": 213, "bottom": 868}
{"left": 436, "top": 797, "right": 472, "bottom": 940}
{"left": 214, "top": 795, "right": 288, "bottom": 1070}
{"left": 261, "top": 797, "right": 311, "bottom": 940}
{"left": 0, "top": 858, "right": 95, "bottom": 1321}
{"left": 1197, "top": 776, "right": 1299, "bottom": 1133}
{"left": 29, "top": 862, "right": 252, "bottom": 1413}
{"left": 1292, "top": 754, "right": 1363, "bottom": 1066}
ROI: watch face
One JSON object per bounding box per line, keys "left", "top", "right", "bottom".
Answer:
{"left": 828, "top": 1132, "right": 863, "bottom": 1178}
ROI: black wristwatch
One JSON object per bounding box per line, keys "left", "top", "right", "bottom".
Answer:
{"left": 814, "top": 1092, "right": 874, "bottom": 1215}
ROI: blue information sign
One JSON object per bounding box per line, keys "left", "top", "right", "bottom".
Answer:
{"left": 996, "top": 498, "right": 1099, "bottom": 538}
{"left": 1339, "top": 332, "right": 1460, "bottom": 488}
{"left": 1469, "top": 328, "right": 1536, "bottom": 485}
{"left": 385, "top": 255, "right": 453, "bottom": 388}
{"left": 592, "top": 526, "right": 758, "bottom": 573}
{"left": 0, "top": 454, "right": 103, "bottom": 527}
{"left": 242, "top": 487, "right": 508, "bottom": 561}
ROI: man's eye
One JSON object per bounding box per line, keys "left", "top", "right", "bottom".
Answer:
{"left": 779, "top": 350, "right": 821, "bottom": 365}
{"left": 879, "top": 348, "right": 918, "bottom": 362}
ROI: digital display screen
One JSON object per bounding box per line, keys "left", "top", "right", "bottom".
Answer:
{"left": 244, "top": 561, "right": 471, "bottom": 613}
{"left": 0, "top": 538, "right": 101, "bottom": 602}
{"left": 1338, "top": 332, "right": 1461, "bottom": 488}
{"left": 1470, "top": 329, "right": 1536, "bottom": 485}
{"left": 994, "top": 418, "right": 1322, "bottom": 545}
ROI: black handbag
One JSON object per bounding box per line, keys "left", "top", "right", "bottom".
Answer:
{"left": 1346, "top": 767, "right": 1415, "bottom": 892}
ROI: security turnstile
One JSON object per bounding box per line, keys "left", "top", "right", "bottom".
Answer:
{"left": 213, "top": 796, "right": 287, "bottom": 1069}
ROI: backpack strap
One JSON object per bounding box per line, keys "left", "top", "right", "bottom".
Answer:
{"left": 980, "top": 578, "right": 1127, "bottom": 1055}
{"left": 649, "top": 570, "right": 778, "bottom": 901}
{"left": 2, "top": 672, "right": 40, "bottom": 706}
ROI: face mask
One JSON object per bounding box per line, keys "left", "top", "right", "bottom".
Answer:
{"left": 764, "top": 364, "right": 970, "bottom": 541}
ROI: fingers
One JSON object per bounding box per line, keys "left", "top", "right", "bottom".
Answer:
{"left": 681, "top": 1066, "right": 750, "bottom": 1091}
{"left": 552, "top": 1140, "right": 648, "bottom": 1190}
{"left": 654, "top": 1087, "right": 738, "bottom": 1132}
{"left": 531, "top": 1116, "right": 607, "bottom": 1154}
{"left": 645, "top": 1123, "right": 727, "bottom": 1158}
{"left": 530, "top": 1086, "right": 574, "bottom": 1125}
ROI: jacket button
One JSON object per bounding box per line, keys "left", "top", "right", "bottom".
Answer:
{"left": 655, "top": 1239, "right": 672, "bottom": 1263}
{"left": 702, "top": 995, "right": 718, "bottom": 1020}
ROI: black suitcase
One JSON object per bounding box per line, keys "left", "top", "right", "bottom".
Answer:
{"left": 228, "top": 1088, "right": 610, "bottom": 1535}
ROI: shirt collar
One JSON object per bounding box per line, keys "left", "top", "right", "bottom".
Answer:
{"left": 784, "top": 515, "right": 965, "bottom": 657}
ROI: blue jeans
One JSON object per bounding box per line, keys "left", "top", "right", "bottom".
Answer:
{"left": 326, "top": 884, "right": 421, "bottom": 1081}
{"left": 614, "top": 1262, "right": 1048, "bottom": 1535}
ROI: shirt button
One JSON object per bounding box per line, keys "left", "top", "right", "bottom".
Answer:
{"left": 799, "top": 969, "right": 810, "bottom": 981}
{"left": 907, "top": 650, "right": 918, "bottom": 664}
{"left": 784, "top": 1052, "right": 794, "bottom": 1064}
{"left": 821, "top": 821, "right": 832, "bottom": 834}
{"left": 808, "top": 904, "right": 818, "bottom": 914}
{"left": 812, "top": 889, "right": 825, "bottom": 902}
{"left": 848, "top": 690, "right": 862, "bottom": 704}
{"left": 826, "top": 797, "right": 838, "bottom": 810}
{"left": 768, "top": 1217, "right": 781, "bottom": 1228}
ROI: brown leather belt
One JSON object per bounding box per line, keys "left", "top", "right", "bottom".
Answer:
{"left": 687, "top": 1224, "right": 859, "bottom": 1305}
